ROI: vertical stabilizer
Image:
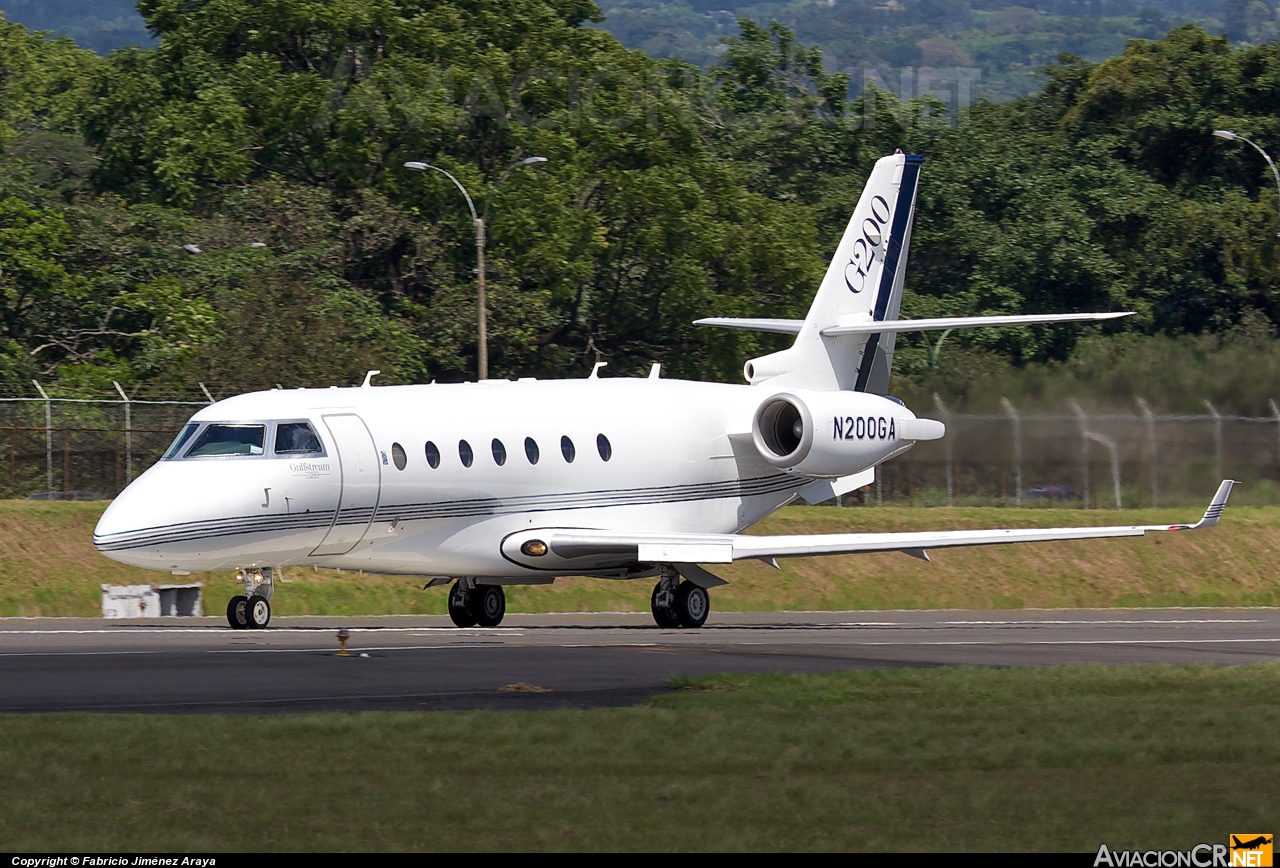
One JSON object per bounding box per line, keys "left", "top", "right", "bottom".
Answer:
{"left": 745, "top": 152, "right": 923, "bottom": 391}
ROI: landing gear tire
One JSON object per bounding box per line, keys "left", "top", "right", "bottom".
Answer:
{"left": 448, "top": 582, "right": 477, "bottom": 628}
{"left": 651, "top": 580, "right": 680, "bottom": 628}
{"left": 227, "top": 595, "right": 248, "bottom": 630}
{"left": 246, "top": 595, "right": 271, "bottom": 629}
{"left": 471, "top": 585, "right": 506, "bottom": 628}
{"left": 675, "top": 582, "right": 709, "bottom": 629}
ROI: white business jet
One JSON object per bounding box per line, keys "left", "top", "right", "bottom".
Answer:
{"left": 94, "top": 151, "right": 1236, "bottom": 630}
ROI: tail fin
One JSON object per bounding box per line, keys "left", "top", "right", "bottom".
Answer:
{"left": 742, "top": 152, "right": 923, "bottom": 392}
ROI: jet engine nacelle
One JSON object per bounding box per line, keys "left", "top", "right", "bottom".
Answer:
{"left": 751, "top": 390, "right": 944, "bottom": 477}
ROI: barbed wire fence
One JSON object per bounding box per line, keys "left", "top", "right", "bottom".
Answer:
{"left": 1, "top": 381, "right": 211, "bottom": 501}
{"left": 4, "top": 382, "right": 1280, "bottom": 507}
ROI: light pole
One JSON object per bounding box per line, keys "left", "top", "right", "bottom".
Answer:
{"left": 404, "top": 156, "right": 548, "bottom": 380}
{"left": 1214, "top": 129, "right": 1280, "bottom": 237}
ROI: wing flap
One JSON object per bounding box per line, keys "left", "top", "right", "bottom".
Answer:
{"left": 637, "top": 542, "right": 734, "bottom": 563}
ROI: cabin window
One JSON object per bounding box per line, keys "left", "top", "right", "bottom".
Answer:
{"left": 524, "top": 437, "right": 539, "bottom": 465}
{"left": 425, "top": 441, "right": 440, "bottom": 469}
{"left": 164, "top": 424, "right": 199, "bottom": 459}
{"left": 274, "top": 422, "right": 323, "bottom": 455}
{"left": 185, "top": 424, "right": 265, "bottom": 458}
{"left": 459, "top": 440, "right": 474, "bottom": 468}
{"left": 492, "top": 439, "right": 507, "bottom": 466}
{"left": 561, "top": 435, "right": 575, "bottom": 463}
{"left": 391, "top": 442, "right": 407, "bottom": 470}
{"left": 597, "top": 433, "right": 612, "bottom": 462}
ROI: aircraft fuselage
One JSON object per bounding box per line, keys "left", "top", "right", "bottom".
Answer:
{"left": 94, "top": 377, "right": 914, "bottom": 581}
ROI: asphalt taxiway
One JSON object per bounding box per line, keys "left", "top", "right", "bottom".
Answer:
{"left": 1, "top": 608, "right": 1277, "bottom": 713}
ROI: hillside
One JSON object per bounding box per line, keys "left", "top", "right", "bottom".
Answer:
{"left": 597, "top": 0, "right": 1278, "bottom": 101}
{"left": 8, "top": 1, "right": 1278, "bottom": 102}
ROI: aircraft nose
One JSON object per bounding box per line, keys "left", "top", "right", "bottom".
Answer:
{"left": 93, "top": 468, "right": 170, "bottom": 566}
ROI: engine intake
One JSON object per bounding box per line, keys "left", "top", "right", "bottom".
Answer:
{"left": 755, "top": 396, "right": 810, "bottom": 462}
{"left": 752, "top": 390, "right": 943, "bottom": 477}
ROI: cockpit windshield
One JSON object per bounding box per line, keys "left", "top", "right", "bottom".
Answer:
{"left": 185, "top": 424, "right": 266, "bottom": 457}
{"left": 163, "top": 423, "right": 199, "bottom": 459}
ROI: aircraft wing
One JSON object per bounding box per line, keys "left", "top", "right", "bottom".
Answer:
{"left": 503, "top": 481, "right": 1235, "bottom": 580}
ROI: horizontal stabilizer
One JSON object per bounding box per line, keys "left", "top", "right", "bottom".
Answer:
{"left": 693, "top": 318, "right": 804, "bottom": 335}
{"left": 821, "top": 311, "right": 1132, "bottom": 336}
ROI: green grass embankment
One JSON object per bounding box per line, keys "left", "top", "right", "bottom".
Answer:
{"left": 4, "top": 500, "right": 1279, "bottom": 617}
{"left": 1, "top": 664, "right": 1277, "bottom": 850}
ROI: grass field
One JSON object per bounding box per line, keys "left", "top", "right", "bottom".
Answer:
{"left": 4, "top": 500, "right": 1280, "bottom": 616}
{"left": 0, "top": 664, "right": 1276, "bottom": 850}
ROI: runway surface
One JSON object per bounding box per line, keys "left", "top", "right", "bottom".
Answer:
{"left": 1, "top": 608, "right": 1277, "bottom": 713}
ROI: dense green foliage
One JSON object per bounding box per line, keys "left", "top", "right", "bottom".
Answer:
{"left": 0, "top": 3, "right": 1276, "bottom": 410}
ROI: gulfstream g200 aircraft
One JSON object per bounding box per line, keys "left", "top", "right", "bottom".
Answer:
{"left": 94, "top": 152, "right": 1236, "bottom": 630}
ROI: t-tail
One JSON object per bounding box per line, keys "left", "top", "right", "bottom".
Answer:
{"left": 696, "top": 151, "right": 1132, "bottom": 392}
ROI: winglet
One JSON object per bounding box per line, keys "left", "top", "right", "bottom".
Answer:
{"left": 1169, "top": 479, "right": 1237, "bottom": 530}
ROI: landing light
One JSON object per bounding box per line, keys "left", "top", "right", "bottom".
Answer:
{"left": 521, "top": 539, "right": 548, "bottom": 557}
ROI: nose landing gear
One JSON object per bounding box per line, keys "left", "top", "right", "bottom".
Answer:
{"left": 447, "top": 580, "right": 506, "bottom": 627}
{"left": 227, "top": 567, "right": 275, "bottom": 630}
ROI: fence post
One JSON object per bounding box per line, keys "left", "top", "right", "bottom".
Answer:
{"left": 1270, "top": 399, "right": 1280, "bottom": 480}
{"left": 113, "top": 381, "right": 132, "bottom": 483}
{"left": 1000, "top": 397, "right": 1022, "bottom": 506}
{"left": 31, "top": 380, "right": 52, "bottom": 492}
{"left": 1085, "top": 431, "right": 1122, "bottom": 509}
{"left": 1136, "top": 397, "right": 1157, "bottom": 508}
{"left": 1068, "top": 399, "right": 1090, "bottom": 508}
{"left": 933, "top": 393, "right": 953, "bottom": 506}
{"left": 1204, "top": 400, "right": 1223, "bottom": 482}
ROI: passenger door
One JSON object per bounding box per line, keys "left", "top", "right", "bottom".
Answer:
{"left": 310, "top": 414, "right": 381, "bottom": 557}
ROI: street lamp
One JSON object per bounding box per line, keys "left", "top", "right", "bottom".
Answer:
{"left": 1214, "top": 129, "right": 1280, "bottom": 237}
{"left": 404, "top": 155, "right": 548, "bottom": 379}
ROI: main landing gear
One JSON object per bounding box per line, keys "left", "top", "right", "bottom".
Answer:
{"left": 227, "top": 567, "right": 273, "bottom": 630}
{"left": 447, "top": 580, "right": 506, "bottom": 628}
{"left": 651, "top": 568, "right": 709, "bottom": 629}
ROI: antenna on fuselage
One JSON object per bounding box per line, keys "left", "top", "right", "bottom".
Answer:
{"left": 198, "top": 382, "right": 214, "bottom": 404}
{"left": 589, "top": 362, "right": 607, "bottom": 380}
{"left": 649, "top": 363, "right": 661, "bottom": 380}
{"left": 362, "top": 370, "right": 381, "bottom": 388}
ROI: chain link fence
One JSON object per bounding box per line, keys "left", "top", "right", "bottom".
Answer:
{"left": 0, "top": 388, "right": 209, "bottom": 501}
{"left": 4, "top": 386, "right": 1279, "bottom": 506}
{"left": 857, "top": 396, "right": 1280, "bottom": 509}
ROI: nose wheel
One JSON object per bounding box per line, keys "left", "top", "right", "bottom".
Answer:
{"left": 246, "top": 595, "right": 271, "bottom": 628}
{"left": 227, "top": 595, "right": 248, "bottom": 629}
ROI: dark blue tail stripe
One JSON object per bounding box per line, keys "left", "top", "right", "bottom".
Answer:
{"left": 854, "top": 154, "right": 924, "bottom": 393}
